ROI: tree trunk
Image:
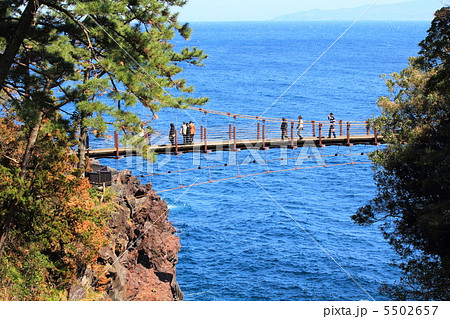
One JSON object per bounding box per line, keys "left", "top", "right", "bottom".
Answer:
{"left": 0, "top": 0, "right": 40, "bottom": 90}
{"left": 19, "top": 111, "right": 43, "bottom": 180}
{"left": 0, "top": 1, "right": 42, "bottom": 257}
{"left": 78, "top": 122, "right": 88, "bottom": 170}
{"left": 78, "top": 70, "right": 90, "bottom": 171}
{"left": 3, "top": 109, "right": 45, "bottom": 255}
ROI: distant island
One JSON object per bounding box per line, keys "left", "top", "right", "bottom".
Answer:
{"left": 273, "top": 0, "right": 441, "bottom": 21}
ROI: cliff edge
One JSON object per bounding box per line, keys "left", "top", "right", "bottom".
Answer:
{"left": 69, "top": 170, "right": 183, "bottom": 301}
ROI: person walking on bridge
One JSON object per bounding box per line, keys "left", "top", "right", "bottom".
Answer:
{"left": 189, "top": 121, "right": 196, "bottom": 144}
{"left": 297, "top": 115, "right": 304, "bottom": 139}
{"left": 169, "top": 123, "right": 176, "bottom": 145}
{"left": 327, "top": 113, "right": 336, "bottom": 138}
{"left": 186, "top": 122, "right": 191, "bottom": 145}
{"left": 180, "top": 122, "right": 187, "bottom": 144}
{"left": 281, "top": 117, "right": 288, "bottom": 140}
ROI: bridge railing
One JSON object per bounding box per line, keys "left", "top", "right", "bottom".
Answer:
{"left": 151, "top": 120, "right": 373, "bottom": 145}
{"left": 87, "top": 120, "right": 378, "bottom": 158}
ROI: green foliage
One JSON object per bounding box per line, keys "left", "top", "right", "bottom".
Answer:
{"left": 1, "top": 0, "right": 209, "bottom": 168}
{"left": 0, "top": 246, "right": 62, "bottom": 300}
{"left": 69, "top": 0, "right": 209, "bottom": 134}
{"left": 0, "top": 117, "right": 112, "bottom": 300}
{"left": 353, "top": 7, "right": 450, "bottom": 300}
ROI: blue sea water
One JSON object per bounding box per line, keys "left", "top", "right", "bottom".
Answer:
{"left": 100, "top": 21, "right": 430, "bottom": 301}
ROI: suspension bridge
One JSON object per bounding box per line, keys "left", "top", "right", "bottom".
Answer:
{"left": 85, "top": 107, "right": 383, "bottom": 194}
{"left": 88, "top": 107, "right": 382, "bottom": 158}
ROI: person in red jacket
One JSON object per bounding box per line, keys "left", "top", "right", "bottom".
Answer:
{"left": 189, "top": 121, "right": 196, "bottom": 144}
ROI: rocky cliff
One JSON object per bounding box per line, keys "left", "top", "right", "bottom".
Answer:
{"left": 69, "top": 170, "right": 183, "bottom": 301}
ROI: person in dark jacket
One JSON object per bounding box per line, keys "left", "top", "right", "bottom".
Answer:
{"left": 281, "top": 117, "right": 288, "bottom": 140}
{"left": 169, "top": 123, "right": 176, "bottom": 145}
{"left": 327, "top": 113, "right": 336, "bottom": 138}
{"left": 186, "top": 122, "right": 191, "bottom": 144}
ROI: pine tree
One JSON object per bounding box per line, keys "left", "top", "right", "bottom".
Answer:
{"left": 1, "top": 0, "right": 208, "bottom": 169}
{"left": 353, "top": 7, "right": 450, "bottom": 300}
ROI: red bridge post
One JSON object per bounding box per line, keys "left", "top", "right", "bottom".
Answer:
{"left": 312, "top": 120, "right": 316, "bottom": 137}
{"left": 233, "top": 125, "right": 237, "bottom": 151}
{"left": 339, "top": 120, "right": 343, "bottom": 136}
{"left": 347, "top": 122, "right": 351, "bottom": 145}
{"left": 319, "top": 123, "right": 323, "bottom": 147}
{"left": 262, "top": 119, "right": 266, "bottom": 149}
{"left": 174, "top": 130, "right": 179, "bottom": 154}
{"left": 114, "top": 131, "right": 119, "bottom": 159}
{"left": 257, "top": 122, "right": 260, "bottom": 140}
{"left": 204, "top": 127, "right": 208, "bottom": 153}
{"left": 290, "top": 121, "right": 294, "bottom": 148}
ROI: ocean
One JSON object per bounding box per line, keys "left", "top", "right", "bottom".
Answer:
{"left": 99, "top": 21, "right": 430, "bottom": 301}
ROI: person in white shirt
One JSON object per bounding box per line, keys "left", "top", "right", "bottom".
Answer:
{"left": 297, "top": 115, "right": 304, "bottom": 139}
{"left": 180, "top": 122, "right": 187, "bottom": 144}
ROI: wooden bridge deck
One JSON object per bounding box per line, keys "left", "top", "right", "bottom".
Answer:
{"left": 88, "top": 135, "right": 383, "bottom": 158}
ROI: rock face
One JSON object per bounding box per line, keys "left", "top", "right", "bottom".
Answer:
{"left": 69, "top": 170, "right": 183, "bottom": 301}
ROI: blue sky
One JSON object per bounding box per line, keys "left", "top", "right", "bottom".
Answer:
{"left": 177, "top": 0, "right": 445, "bottom": 21}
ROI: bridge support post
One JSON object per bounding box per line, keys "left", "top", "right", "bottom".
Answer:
{"left": 374, "top": 128, "right": 378, "bottom": 145}
{"left": 262, "top": 119, "right": 266, "bottom": 149}
{"left": 346, "top": 122, "right": 351, "bottom": 146}
{"left": 312, "top": 120, "right": 316, "bottom": 137}
{"left": 175, "top": 130, "right": 179, "bottom": 154}
{"left": 229, "top": 123, "right": 232, "bottom": 140}
{"left": 257, "top": 122, "right": 260, "bottom": 140}
{"left": 114, "top": 131, "right": 119, "bottom": 159}
{"left": 233, "top": 125, "right": 237, "bottom": 151}
{"left": 366, "top": 121, "right": 370, "bottom": 135}
{"left": 200, "top": 125, "right": 203, "bottom": 142}
{"left": 319, "top": 123, "right": 323, "bottom": 147}
{"left": 290, "top": 121, "right": 294, "bottom": 148}
{"left": 204, "top": 127, "right": 208, "bottom": 153}
{"left": 339, "top": 120, "right": 343, "bottom": 137}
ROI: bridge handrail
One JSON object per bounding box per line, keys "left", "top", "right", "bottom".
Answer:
{"left": 139, "top": 120, "right": 376, "bottom": 145}
{"left": 188, "top": 106, "right": 370, "bottom": 124}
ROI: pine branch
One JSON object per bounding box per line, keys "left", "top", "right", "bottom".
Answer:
{"left": 41, "top": 0, "right": 96, "bottom": 60}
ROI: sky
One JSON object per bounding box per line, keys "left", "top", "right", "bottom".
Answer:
{"left": 177, "top": 0, "right": 446, "bottom": 21}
